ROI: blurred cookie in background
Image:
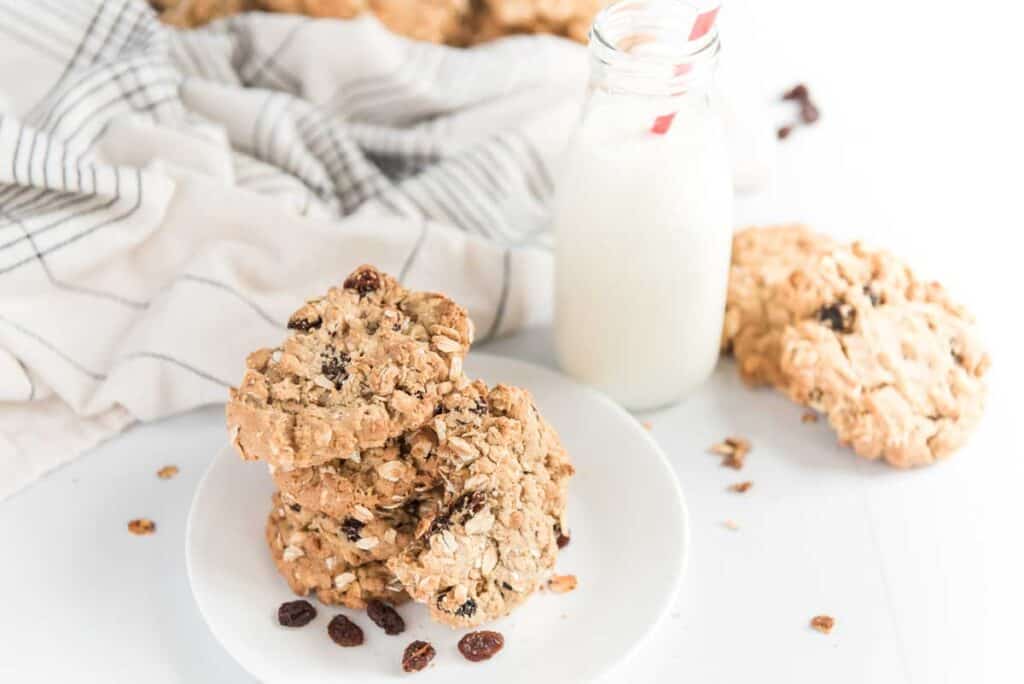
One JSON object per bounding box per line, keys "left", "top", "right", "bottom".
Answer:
{"left": 149, "top": 0, "right": 609, "bottom": 45}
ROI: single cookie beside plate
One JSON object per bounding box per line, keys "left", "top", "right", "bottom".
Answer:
{"left": 774, "top": 243, "right": 989, "bottom": 467}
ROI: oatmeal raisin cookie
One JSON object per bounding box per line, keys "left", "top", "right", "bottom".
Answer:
{"left": 226, "top": 264, "right": 472, "bottom": 470}
{"left": 387, "top": 382, "right": 574, "bottom": 627}
{"left": 774, "top": 243, "right": 989, "bottom": 467}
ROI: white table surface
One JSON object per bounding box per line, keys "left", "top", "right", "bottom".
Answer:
{"left": 2, "top": 0, "right": 1022, "bottom": 682}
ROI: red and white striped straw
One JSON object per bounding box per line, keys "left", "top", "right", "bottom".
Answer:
{"left": 649, "top": 0, "right": 721, "bottom": 135}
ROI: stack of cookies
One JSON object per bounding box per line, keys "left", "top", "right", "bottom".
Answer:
{"left": 722, "top": 225, "right": 990, "bottom": 468}
{"left": 226, "top": 265, "right": 574, "bottom": 627}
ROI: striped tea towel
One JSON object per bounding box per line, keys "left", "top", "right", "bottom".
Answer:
{"left": 0, "top": 0, "right": 588, "bottom": 500}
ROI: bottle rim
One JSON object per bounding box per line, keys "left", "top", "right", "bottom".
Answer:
{"left": 588, "top": 0, "right": 721, "bottom": 94}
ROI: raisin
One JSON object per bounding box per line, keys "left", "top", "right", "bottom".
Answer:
{"left": 782, "top": 83, "right": 808, "bottom": 101}
{"left": 287, "top": 314, "right": 321, "bottom": 331}
{"left": 501, "top": 582, "right": 514, "bottom": 591}
{"left": 817, "top": 303, "right": 855, "bottom": 333}
{"left": 341, "top": 517, "right": 365, "bottom": 542}
{"left": 458, "top": 631, "right": 504, "bottom": 662}
{"left": 402, "top": 640, "right": 436, "bottom": 672}
{"left": 320, "top": 346, "right": 350, "bottom": 389}
{"left": 433, "top": 403, "right": 447, "bottom": 416}
{"left": 327, "top": 615, "right": 364, "bottom": 647}
{"left": 278, "top": 600, "right": 316, "bottom": 627}
{"left": 554, "top": 523, "right": 570, "bottom": 549}
{"left": 289, "top": 503, "right": 302, "bottom": 513}
{"left": 344, "top": 268, "right": 381, "bottom": 295}
{"left": 454, "top": 598, "right": 477, "bottom": 618}
{"left": 402, "top": 499, "right": 421, "bottom": 518}
{"left": 366, "top": 599, "right": 405, "bottom": 635}
{"left": 777, "top": 125, "right": 793, "bottom": 140}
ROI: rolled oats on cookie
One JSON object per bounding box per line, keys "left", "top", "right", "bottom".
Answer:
{"left": 270, "top": 492, "right": 418, "bottom": 566}
{"left": 226, "top": 264, "right": 472, "bottom": 470}
{"left": 272, "top": 436, "right": 441, "bottom": 521}
{"left": 266, "top": 499, "right": 410, "bottom": 608}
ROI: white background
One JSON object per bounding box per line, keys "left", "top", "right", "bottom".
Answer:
{"left": 1, "top": 0, "right": 1023, "bottom": 681}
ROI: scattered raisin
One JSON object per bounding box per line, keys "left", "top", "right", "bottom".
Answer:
{"left": 366, "top": 600, "right": 405, "bottom": 635}
{"left": 278, "top": 600, "right": 316, "bottom": 627}
{"left": 341, "top": 518, "right": 365, "bottom": 542}
{"left": 501, "top": 582, "right": 514, "bottom": 591}
{"left": 327, "top": 615, "right": 364, "bottom": 647}
{"left": 289, "top": 503, "right": 302, "bottom": 513}
{"left": 320, "top": 346, "right": 350, "bottom": 389}
{"left": 782, "top": 83, "right": 808, "bottom": 101}
{"left": 470, "top": 397, "right": 488, "bottom": 415}
{"left": 458, "top": 631, "right": 504, "bottom": 662}
{"left": 402, "top": 640, "right": 436, "bottom": 673}
{"left": 344, "top": 268, "right": 381, "bottom": 295}
{"left": 454, "top": 598, "right": 477, "bottom": 618}
{"left": 777, "top": 125, "right": 793, "bottom": 140}
{"left": 817, "top": 303, "right": 855, "bottom": 333}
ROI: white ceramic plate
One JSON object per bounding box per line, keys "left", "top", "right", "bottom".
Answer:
{"left": 187, "top": 353, "right": 689, "bottom": 682}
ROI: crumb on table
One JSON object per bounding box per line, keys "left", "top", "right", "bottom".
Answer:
{"left": 810, "top": 615, "right": 835, "bottom": 634}
{"left": 710, "top": 437, "right": 751, "bottom": 469}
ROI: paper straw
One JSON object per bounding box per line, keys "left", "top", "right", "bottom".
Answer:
{"left": 649, "top": 0, "right": 722, "bottom": 135}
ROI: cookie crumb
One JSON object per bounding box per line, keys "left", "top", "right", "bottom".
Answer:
{"left": 710, "top": 437, "right": 751, "bottom": 469}
{"left": 777, "top": 125, "right": 793, "bottom": 140}
{"left": 128, "top": 518, "right": 156, "bottom": 535}
{"left": 723, "top": 519, "right": 740, "bottom": 531}
{"left": 641, "top": 420, "right": 653, "bottom": 430}
{"left": 801, "top": 412, "right": 819, "bottom": 424}
{"left": 810, "top": 615, "right": 835, "bottom": 634}
{"left": 402, "top": 640, "right": 436, "bottom": 672}
{"left": 156, "top": 465, "right": 179, "bottom": 479}
{"left": 729, "top": 481, "right": 753, "bottom": 493}
{"left": 549, "top": 574, "right": 578, "bottom": 594}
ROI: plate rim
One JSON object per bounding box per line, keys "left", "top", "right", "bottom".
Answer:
{"left": 186, "top": 352, "right": 690, "bottom": 682}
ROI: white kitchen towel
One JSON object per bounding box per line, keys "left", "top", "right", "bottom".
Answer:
{"left": 0, "top": 0, "right": 590, "bottom": 501}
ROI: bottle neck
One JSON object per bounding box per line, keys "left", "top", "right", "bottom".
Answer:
{"left": 588, "top": 0, "right": 721, "bottom": 98}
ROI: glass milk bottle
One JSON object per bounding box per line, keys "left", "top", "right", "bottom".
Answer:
{"left": 553, "top": 0, "right": 733, "bottom": 411}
